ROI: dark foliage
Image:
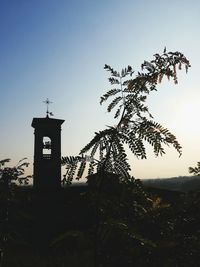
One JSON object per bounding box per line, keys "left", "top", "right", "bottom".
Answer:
{"left": 1, "top": 173, "right": 200, "bottom": 266}
{"left": 1, "top": 178, "right": 200, "bottom": 267}
{"left": 0, "top": 159, "right": 31, "bottom": 266}
{"left": 189, "top": 162, "right": 200, "bottom": 176}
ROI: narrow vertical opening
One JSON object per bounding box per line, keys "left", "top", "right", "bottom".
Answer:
{"left": 43, "top": 136, "right": 51, "bottom": 159}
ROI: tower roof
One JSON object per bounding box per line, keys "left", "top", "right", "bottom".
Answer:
{"left": 31, "top": 117, "right": 65, "bottom": 128}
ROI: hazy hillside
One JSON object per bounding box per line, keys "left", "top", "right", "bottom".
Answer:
{"left": 142, "top": 175, "right": 200, "bottom": 192}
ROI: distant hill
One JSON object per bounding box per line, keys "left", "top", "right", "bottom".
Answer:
{"left": 142, "top": 175, "right": 200, "bottom": 192}
{"left": 23, "top": 176, "right": 200, "bottom": 192}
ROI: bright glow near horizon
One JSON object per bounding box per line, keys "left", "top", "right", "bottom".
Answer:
{"left": 0, "top": 0, "right": 200, "bottom": 179}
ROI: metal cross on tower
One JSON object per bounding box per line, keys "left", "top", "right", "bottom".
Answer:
{"left": 43, "top": 98, "right": 54, "bottom": 117}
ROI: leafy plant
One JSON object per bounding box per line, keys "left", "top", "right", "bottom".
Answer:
{"left": 0, "top": 158, "right": 31, "bottom": 186}
{"left": 189, "top": 162, "right": 200, "bottom": 176}
{"left": 62, "top": 49, "right": 190, "bottom": 182}
{"left": 0, "top": 158, "right": 31, "bottom": 266}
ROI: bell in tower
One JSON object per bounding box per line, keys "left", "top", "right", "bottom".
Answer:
{"left": 31, "top": 99, "right": 64, "bottom": 190}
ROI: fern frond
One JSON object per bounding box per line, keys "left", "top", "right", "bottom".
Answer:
{"left": 88, "top": 161, "right": 96, "bottom": 176}
{"left": 114, "top": 104, "right": 123, "bottom": 119}
{"left": 104, "top": 64, "right": 120, "bottom": 77}
{"left": 100, "top": 89, "right": 121, "bottom": 105}
{"left": 136, "top": 119, "right": 182, "bottom": 156}
{"left": 189, "top": 162, "right": 200, "bottom": 175}
{"left": 108, "top": 77, "right": 120, "bottom": 85}
{"left": 76, "top": 160, "right": 87, "bottom": 180}
{"left": 125, "top": 94, "right": 149, "bottom": 115}
{"left": 80, "top": 128, "right": 117, "bottom": 154}
{"left": 0, "top": 159, "right": 11, "bottom": 167}
{"left": 121, "top": 65, "right": 134, "bottom": 77}
{"left": 90, "top": 141, "right": 100, "bottom": 158}
{"left": 107, "top": 97, "right": 122, "bottom": 112}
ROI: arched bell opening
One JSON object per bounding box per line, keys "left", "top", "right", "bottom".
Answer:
{"left": 43, "top": 136, "right": 52, "bottom": 160}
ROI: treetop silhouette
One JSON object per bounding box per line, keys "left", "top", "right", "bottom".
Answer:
{"left": 62, "top": 49, "right": 191, "bottom": 183}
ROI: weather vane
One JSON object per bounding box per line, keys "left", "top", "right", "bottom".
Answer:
{"left": 43, "top": 98, "right": 54, "bottom": 117}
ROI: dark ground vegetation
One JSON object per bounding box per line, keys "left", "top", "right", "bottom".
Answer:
{"left": 1, "top": 174, "right": 200, "bottom": 267}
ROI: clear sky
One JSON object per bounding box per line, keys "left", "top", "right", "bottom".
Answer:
{"left": 1, "top": 0, "right": 200, "bottom": 179}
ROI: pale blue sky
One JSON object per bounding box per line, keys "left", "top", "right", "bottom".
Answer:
{"left": 1, "top": 0, "right": 200, "bottom": 178}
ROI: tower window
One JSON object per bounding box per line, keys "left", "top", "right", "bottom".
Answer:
{"left": 43, "top": 136, "right": 51, "bottom": 159}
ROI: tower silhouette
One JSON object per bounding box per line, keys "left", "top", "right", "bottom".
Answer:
{"left": 32, "top": 114, "right": 64, "bottom": 190}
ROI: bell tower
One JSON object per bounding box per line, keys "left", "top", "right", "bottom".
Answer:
{"left": 31, "top": 99, "right": 64, "bottom": 190}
